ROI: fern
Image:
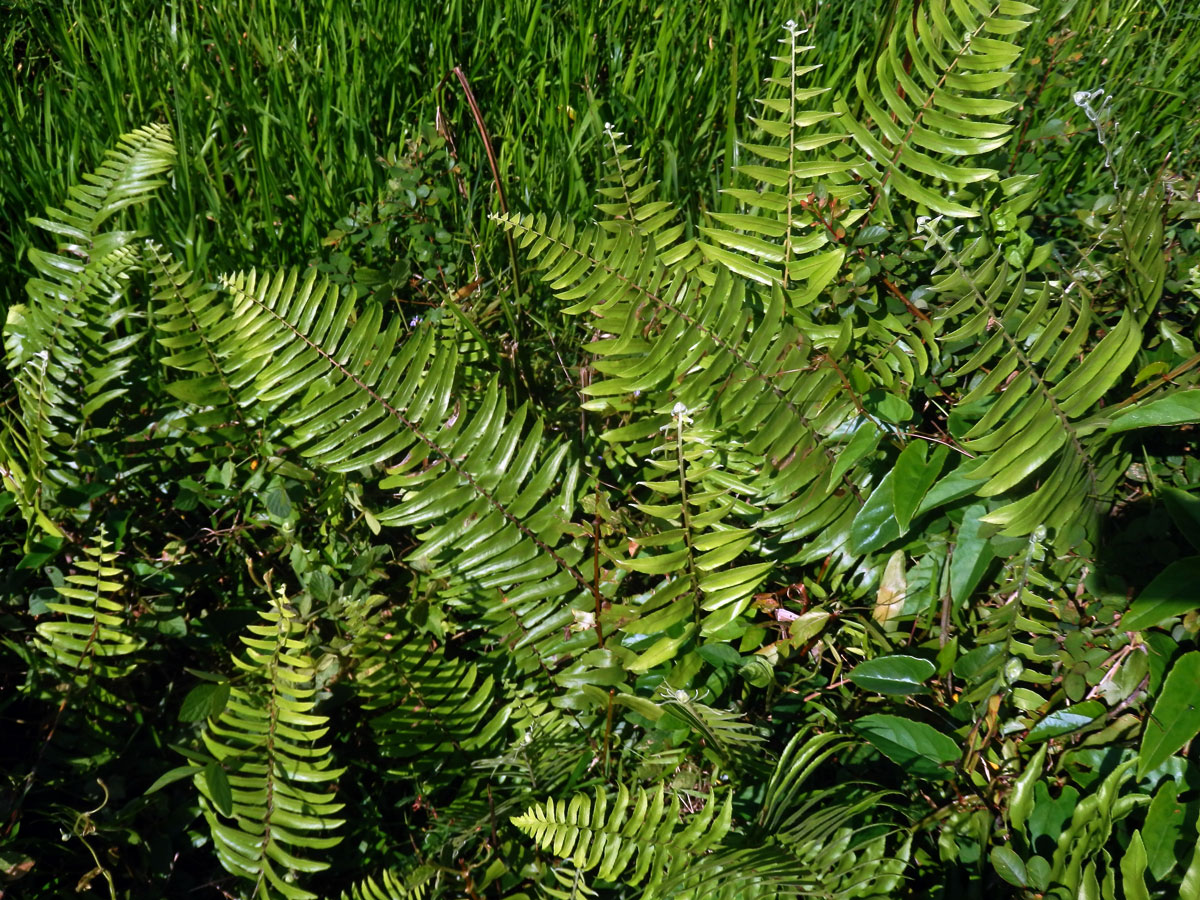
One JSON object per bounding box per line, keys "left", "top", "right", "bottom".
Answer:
{"left": 924, "top": 220, "right": 1137, "bottom": 546}
{"left": 334, "top": 868, "right": 428, "bottom": 900}
{"left": 511, "top": 782, "right": 732, "bottom": 898}
{"left": 190, "top": 595, "right": 345, "bottom": 900}
{"left": 34, "top": 527, "right": 142, "bottom": 681}
{"left": 3, "top": 123, "right": 174, "bottom": 520}
{"left": 354, "top": 625, "right": 508, "bottom": 768}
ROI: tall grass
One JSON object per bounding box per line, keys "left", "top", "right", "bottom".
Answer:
{"left": 2, "top": 0, "right": 1197, "bottom": 322}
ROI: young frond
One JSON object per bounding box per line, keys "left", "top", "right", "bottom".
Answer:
{"left": 34, "top": 528, "right": 142, "bottom": 683}
{"left": 191, "top": 595, "right": 344, "bottom": 900}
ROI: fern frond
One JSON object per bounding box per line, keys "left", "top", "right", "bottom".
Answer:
{"left": 702, "top": 20, "right": 855, "bottom": 296}
{"left": 34, "top": 528, "right": 142, "bottom": 682}
{"left": 191, "top": 595, "right": 344, "bottom": 900}
{"left": 926, "top": 224, "right": 1137, "bottom": 543}
{"left": 703, "top": 3, "right": 1034, "bottom": 300}
{"left": 201, "top": 268, "right": 591, "bottom": 616}
{"left": 511, "top": 782, "right": 732, "bottom": 898}
{"left": 146, "top": 243, "right": 245, "bottom": 413}
{"left": 355, "top": 626, "right": 507, "bottom": 767}
{"left": 658, "top": 688, "right": 765, "bottom": 764}
{"left": 595, "top": 124, "right": 697, "bottom": 270}
{"left": 4, "top": 123, "right": 174, "bottom": 516}
{"left": 334, "top": 868, "right": 427, "bottom": 900}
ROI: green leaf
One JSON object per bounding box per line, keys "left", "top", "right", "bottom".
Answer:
{"left": 1121, "top": 830, "right": 1150, "bottom": 900}
{"left": 1139, "top": 652, "right": 1200, "bottom": 779}
{"left": 865, "top": 389, "right": 913, "bottom": 425}
{"left": 991, "top": 844, "right": 1028, "bottom": 888}
{"left": 1163, "top": 488, "right": 1200, "bottom": 553}
{"left": 1108, "top": 391, "right": 1200, "bottom": 433}
{"left": 1026, "top": 700, "right": 1104, "bottom": 743}
{"left": 264, "top": 486, "right": 293, "bottom": 518}
{"left": 204, "top": 761, "right": 234, "bottom": 818}
{"left": 949, "top": 504, "right": 993, "bottom": 606}
{"left": 851, "top": 470, "right": 900, "bottom": 554}
{"left": 1009, "top": 743, "right": 1047, "bottom": 835}
{"left": 848, "top": 655, "right": 934, "bottom": 695}
{"left": 852, "top": 713, "right": 959, "bottom": 779}
{"left": 306, "top": 570, "right": 334, "bottom": 604}
{"left": 1122, "top": 558, "right": 1200, "bottom": 631}
{"left": 178, "top": 681, "right": 231, "bottom": 722}
{"left": 854, "top": 224, "right": 890, "bottom": 246}
{"left": 144, "top": 765, "right": 199, "bottom": 796}
{"left": 697, "top": 644, "right": 742, "bottom": 669}
{"left": 893, "top": 442, "right": 948, "bottom": 531}
{"left": 1143, "top": 780, "right": 1188, "bottom": 881}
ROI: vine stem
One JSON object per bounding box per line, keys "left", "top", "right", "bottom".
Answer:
{"left": 439, "top": 66, "right": 533, "bottom": 397}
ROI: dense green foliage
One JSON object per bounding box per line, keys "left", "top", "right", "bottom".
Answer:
{"left": 3, "top": 1, "right": 1200, "bottom": 898}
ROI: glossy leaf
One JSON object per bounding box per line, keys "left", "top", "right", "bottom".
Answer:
{"left": 1139, "top": 652, "right": 1200, "bottom": 779}
{"left": 852, "top": 714, "right": 959, "bottom": 779}
{"left": 1122, "top": 558, "right": 1200, "bottom": 631}
{"left": 1108, "top": 391, "right": 1200, "bottom": 434}
{"left": 848, "top": 655, "right": 935, "bottom": 695}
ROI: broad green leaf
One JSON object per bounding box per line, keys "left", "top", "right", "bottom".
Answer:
{"left": 1026, "top": 700, "right": 1104, "bottom": 742}
{"left": 1143, "top": 780, "right": 1189, "bottom": 880}
{"left": 178, "top": 681, "right": 231, "bottom": 722}
{"left": 1009, "top": 743, "right": 1047, "bottom": 834}
{"left": 1139, "top": 652, "right": 1200, "bottom": 778}
{"left": 1108, "top": 391, "right": 1200, "bottom": 434}
{"left": 865, "top": 390, "right": 913, "bottom": 425}
{"left": 852, "top": 713, "right": 959, "bottom": 779}
{"left": 1122, "top": 558, "right": 1200, "bottom": 631}
{"left": 949, "top": 504, "right": 993, "bottom": 606}
{"left": 851, "top": 470, "right": 900, "bottom": 554}
{"left": 893, "top": 442, "right": 948, "bottom": 531}
{"left": 848, "top": 655, "right": 934, "bottom": 695}
{"left": 203, "top": 761, "right": 234, "bottom": 817}
{"left": 854, "top": 224, "right": 890, "bottom": 246}
{"left": 1122, "top": 831, "right": 1150, "bottom": 900}
{"left": 991, "top": 844, "right": 1028, "bottom": 888}
{"left": 1163, "top": 487, "right": 1200, "bottom": 552}
{"left": 697, "top": 644, "right": 742, "bottom": 668}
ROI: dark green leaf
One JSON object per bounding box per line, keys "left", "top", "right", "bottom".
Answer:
{"left": 865, "top": 390, "right": 913, "bottom": 425}
{"left": 144, "top": 765, "right": 199, "bottom": 796}
{"left": 203, "top": 761, "right": 234, "bottom": 818}
{"left": 697, "top": 644, "right": 743, "bottom": 668}
{"left": 1163, "top": 488, "right": 1200, "bottom": 552}
{"left": 1122, "top": 558, "right": 1200, "bottom": 631}
{"left": 1139, "top": 652, "right": 1200, "bottom": 778}
{"left": 893, "top": 442, "right": 948, "bottom": 531}
{"left": 178, "top": 682, "right": 231, "bottom": 722}
{"left": 306, "top": 570, "right": 334, "bottom": 604}
{"left": 991, "top": 845, "right": 1028, "bottom": 887}
{"left": 852, "top": 713, "right": 959, "bottom": 779}
{"left": 851, "top": 471, "right": 900, "bottom": 554}
{"left": 848, "top": 655, "right": 935, "bottom": 695}
{"left": 854, "top": 224, "right": 890, "bottom": 246}
{"left": 263, "top": 486, "right": 293, "bottom": 518}
{"left": 1143, "top": 780, "right": 1189, "bottom": 880}
{"left": 949, "top": 505, "right": 993, "bottom": 606}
